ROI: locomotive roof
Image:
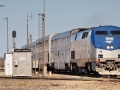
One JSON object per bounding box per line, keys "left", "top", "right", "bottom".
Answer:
{"left": 52, "top": 28, "right": 89, "bottom": 40}
{"left": 92, "top": 25, "right": 120, "bottom": 30}
{"left": 70, "top": 28, "right": 90, "bottom": 35}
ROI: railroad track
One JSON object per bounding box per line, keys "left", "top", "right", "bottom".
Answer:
{"left": 0, "top": 70, "right": 120, "bottom": 82}
{"left": 0, "top": 75, "right": 120, "bottom": 82}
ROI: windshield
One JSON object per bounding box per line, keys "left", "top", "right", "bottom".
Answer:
{"left": 95, "top": 31, "right": 108, "bottom": 36}
{"left": 110, "top": 31, "right": 120, "bottom": 36}
{"left": 70, "top": 34, "right": 76, "bottom": 41}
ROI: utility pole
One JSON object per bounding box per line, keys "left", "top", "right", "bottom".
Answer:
{"left": 38, "top": 13, "right": 45, "bottom": 74}
{"left": 38, "top": 0, "right": 47, "bottom": 77}
{"left": 27, "top": 12, "right": 32, "bottom": 48}
{"left": 3, "top": 17, "right": 9, "bottom": 52}
{"left": 43, "top": 0, "right": 47, "bottom": 77}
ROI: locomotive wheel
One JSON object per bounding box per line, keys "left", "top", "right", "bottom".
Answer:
{"left": 65, "top": 64, "right": 71, "bottom": 72}
{"left": 78, "top": 67, "right": 82, "bottom": 74}
{"left": 94, "top": 71, "right": 100, "bottom": 76}
{"left": 82, "top": 67, "right": 89, "bottom": 74}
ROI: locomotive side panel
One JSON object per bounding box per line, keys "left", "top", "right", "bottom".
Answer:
{"left": 70, "top": 30, "right": 92, "bottom": 73}
{"left": 70, "top": 38, "right": 91, "bottom": 67}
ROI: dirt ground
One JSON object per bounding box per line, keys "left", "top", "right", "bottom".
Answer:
{"left": 0, "top": 78, "right": 120, "bottom": 90}
{"left": 0, "top": 73, "right": 120, "bottom": 90}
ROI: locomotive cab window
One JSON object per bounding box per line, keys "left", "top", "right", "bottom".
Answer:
{"left": 76, "top": 32, "right": 82, "bottom": 40}
{"left": 75, "top": 34, "right": 77, "bottom": 40}
{"left": 70, "top": 34, "right": 76, "bottom": 41}
{"left": 110, "top": 31, "right": 120, "bottom": 36}
{"left": 82, "top": 32, "right": 88, "bottom": 39}
{"left": 95, "top": 31, "right": 108, "bottom": 35}
{"left": 85, "top": 32, "right": 88, "bottom": 37}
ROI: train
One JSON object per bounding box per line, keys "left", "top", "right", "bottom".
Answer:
{"left": 21, "top": 25, "right": 120, "bottom": 75}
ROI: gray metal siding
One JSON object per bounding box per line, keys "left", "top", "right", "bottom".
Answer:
{"left": 12, "top": 52, "right": 31, "bottom": 76}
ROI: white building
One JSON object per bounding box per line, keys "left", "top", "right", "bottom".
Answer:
{"left": 4, "top": 52, "right": 13, "bottom": 76}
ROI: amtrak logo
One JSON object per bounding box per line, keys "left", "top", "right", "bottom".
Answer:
{"left": 105, "top": 37, "right": 113, "bottom": 43}
{"left": 105, "top": 41, "right": 112, "bottom": 43}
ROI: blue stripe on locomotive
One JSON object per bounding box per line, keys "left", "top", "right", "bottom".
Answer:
{"left": 91, "top": 25, "right": 120, "bottom": 50}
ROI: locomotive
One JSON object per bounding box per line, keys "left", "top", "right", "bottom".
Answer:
{"left": 22, "top": 25, "right": 120, "bottom": 75}
{"left": 69, "top": 25, "right": 120, "bottom": 75}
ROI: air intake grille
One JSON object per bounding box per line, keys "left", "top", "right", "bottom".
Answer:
{"left": 98, "top": 54, "right": 103, "bottom": 58}
{"left": 118, "top": 55, "right": 120, "bottom": 58}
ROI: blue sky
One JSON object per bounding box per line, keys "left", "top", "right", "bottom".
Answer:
{"left": 0, "top": 0, "right": 120, "bottom": 56}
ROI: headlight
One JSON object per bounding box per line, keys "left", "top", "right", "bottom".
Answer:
{"left": 99, "top": 50, "right": 102, "bottom": 53}
{"left": 111, "top": 46, "right": 113, "bottom": 49}
{"left": 106, "top": 46, "right": 114, "bottom": 49}
{"left": 107, "top": 46, "right": 110, "bottom": 49}
{"left": 118, "top": 50, "right": 120, "bottom": 54}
